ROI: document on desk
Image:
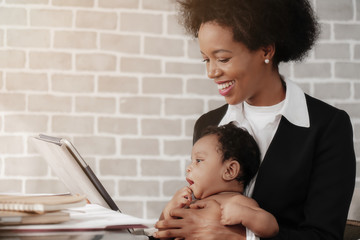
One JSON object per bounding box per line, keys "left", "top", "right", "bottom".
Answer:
{"left": 0, "top": 204, "right": 150, "bottom": 231}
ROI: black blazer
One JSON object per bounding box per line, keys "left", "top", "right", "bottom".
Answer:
{"left": 193, "top": 94, "right": 356, "bottom": 240}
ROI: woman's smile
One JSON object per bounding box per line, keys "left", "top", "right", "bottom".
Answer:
{"left": 217, "top": 80, "right": 235, "bottom": 96}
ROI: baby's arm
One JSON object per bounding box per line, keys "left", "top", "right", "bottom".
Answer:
{"left": 159, "top": 186, "right": 192, "bottom": 220}
{"left": 220, "top": 195, "right": 279, "bottom": 238}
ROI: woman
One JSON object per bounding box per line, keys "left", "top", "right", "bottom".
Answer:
{"left": 155, "top": 0, "right": 356, "bottom": 239}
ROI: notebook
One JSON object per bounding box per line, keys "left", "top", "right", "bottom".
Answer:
{"left": 0, "top": 210, "right": 70, "bottom": 225}
{"left": 0, "top": 204, "right": 148, "bottom": 232}
{"left": 0, "top": 194, "right": 86, "bottom": 213}
{"left": 30, "top": 134, "right": 120, "bottom": 212}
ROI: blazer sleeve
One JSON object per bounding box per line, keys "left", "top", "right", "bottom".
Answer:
{"left": 264, "top": 110, "right": 356, "bottom": 240}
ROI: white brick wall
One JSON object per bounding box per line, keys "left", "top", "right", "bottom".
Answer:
{"left": 0, "top": 0, "right": 358, "bottom": 221}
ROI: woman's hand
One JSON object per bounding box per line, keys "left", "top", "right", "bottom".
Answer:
{"left": 154, "top": 199, "right": 246, "bottom": 240}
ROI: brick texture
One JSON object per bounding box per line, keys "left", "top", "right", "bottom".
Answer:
{"left": 54, "top": 31, "right": 96, "bottom": 49}
{"left": 30, "top": 9, "right": 72, "bottom": 27}
{"left": 76, "top": 11, "right": 117, "bottom": 30}
{"left": 0, "top": 7, "right": 27, "bottom": 25}
{"left": 4, "top": 157, "right": 48, "bottom": 176}
{"left": 29, "top": 52, "right": 71, "bottom": 70}
{"left": 52, "top": 0, "right": 94, "bottom": 7}
{"left": 7, "top": 29, "right": 50, "bottom": 48}
{"left": 0, "top": 0, "right": 358, "bottom": 223}
{"left": 52, "top": 115, "right": 94, "bottom": 134}
{"left": 6, "top": 72, "right": 48, "bottom": 91}
{"left": 51, "top": 74, "right": 94, "bottom": 93}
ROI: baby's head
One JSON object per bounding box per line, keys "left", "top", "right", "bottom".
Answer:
{"left": 186, "top": 123, "right": 260, "bottom": 199}
{"left": 202, "top": 123, "right": 260, "bottom": 187}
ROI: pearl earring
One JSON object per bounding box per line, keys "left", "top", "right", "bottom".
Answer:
{"left": 265, "top": 59, "right": 270, "bottom": 64}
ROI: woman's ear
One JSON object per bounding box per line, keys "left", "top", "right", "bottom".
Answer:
{"left": 262, "top": 44, "right": 276, "bottom": 61}
{"left": 222, "top": 159, "right": 241, "bottom": 181}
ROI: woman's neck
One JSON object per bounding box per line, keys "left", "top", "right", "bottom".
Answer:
{"left": 246, "top": 71, "right": 286, "bottom": 107}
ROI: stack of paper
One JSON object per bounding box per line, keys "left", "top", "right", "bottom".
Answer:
{"left": 0, "top": 204, "right": 149, "bottom": 231}
{"left": 0, "top": 194, "right": 86, "bottom": 225}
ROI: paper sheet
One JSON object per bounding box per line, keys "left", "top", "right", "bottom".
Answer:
{"left": 0, "top": 204, "right": 151, "bottom": 231}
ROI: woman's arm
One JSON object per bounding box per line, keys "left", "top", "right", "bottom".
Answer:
{"left": 155, "top": 199, "right": 246, "bottom": 240}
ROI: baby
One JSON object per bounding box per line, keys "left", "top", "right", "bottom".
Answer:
{"left": 158, "top": 123, "right": 279, "bottom": 238}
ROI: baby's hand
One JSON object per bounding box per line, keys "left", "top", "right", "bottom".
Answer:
{"left": 171, "top": 186, "right": 193, "bottom": 208}
{"left": 163, "top": 186, "right": 192, "bottom": 220}
{"left": 220, "top": 201, "right": 244, "bottom": 225}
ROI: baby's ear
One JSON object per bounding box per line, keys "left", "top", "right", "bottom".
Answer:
{"left": 222, "top": 159, "right": 240, "bottom": 181}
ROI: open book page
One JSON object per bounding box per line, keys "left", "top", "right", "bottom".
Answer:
{"left": 30, "top": 137, "right": 111, "bottom": 209}
{"left": 0, "top": 204, "right": 151, "bottom": 231}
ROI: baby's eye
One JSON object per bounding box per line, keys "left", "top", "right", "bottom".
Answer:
{"left": 196, "top": 159, "right": 202, "bottom": 163}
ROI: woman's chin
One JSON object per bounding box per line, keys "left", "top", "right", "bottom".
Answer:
{"left": 221, "top": 91, "right": 243, "bottom": 105}
{"left": 224, "top": 97, "right": 242, "bottom": 105}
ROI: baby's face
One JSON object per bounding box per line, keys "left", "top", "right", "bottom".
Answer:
{"left": 186, "top": 134, "right": 225, "bottom": 199}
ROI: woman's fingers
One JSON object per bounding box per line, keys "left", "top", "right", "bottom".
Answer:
{"left": 153, "top": 228, "right": 184, "bottom": 239}
{"left": 155, "top": 217, "right": 185, "bottom": 229}
{"left": 190, "top": 198, "right": 219, "bottom": 209}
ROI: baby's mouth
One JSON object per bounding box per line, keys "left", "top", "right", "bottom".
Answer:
{"left": 186, "top": 178, "right": 194, "bottom": 185}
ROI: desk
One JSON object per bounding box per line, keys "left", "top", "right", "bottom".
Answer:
{"left": 0, "top": 230, "right": 149, "bottom": 240}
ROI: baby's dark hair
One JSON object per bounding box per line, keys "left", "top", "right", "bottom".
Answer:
{"left": 176, "top": 0, "right": 320, "bottom": 66}
{"left": 201, "top": 123, "right": 260, "bottom": 188}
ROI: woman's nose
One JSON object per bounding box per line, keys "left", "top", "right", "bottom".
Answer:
{"left": 207, "top": 63, "right": 222, "bottom": 79}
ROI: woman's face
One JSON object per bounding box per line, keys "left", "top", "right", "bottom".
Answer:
{"left": 198, "top": 22, "right": 269, "bottom": 106}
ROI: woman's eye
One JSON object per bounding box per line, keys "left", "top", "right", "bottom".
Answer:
{"left": 202, "top": 59, "right": 209, "bottom": 63}
{"left": 218, "top": 58, "right": 230, "bottom": 63}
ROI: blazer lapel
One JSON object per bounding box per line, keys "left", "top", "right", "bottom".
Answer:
{"left": 252, "top": 116, "right": 312, "bottom": 211}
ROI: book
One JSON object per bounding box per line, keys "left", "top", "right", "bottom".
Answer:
{"left": 0, "top": 210, "right": 70, "bottom": 225}
{"left": 0, "top": 204, "right": 150, "bottom": 231}
{"left": 0, "top": 194, "right": 86, "bottom": 214}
